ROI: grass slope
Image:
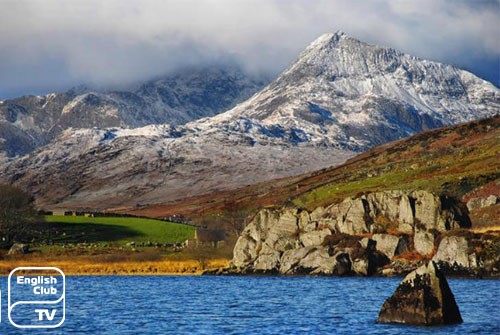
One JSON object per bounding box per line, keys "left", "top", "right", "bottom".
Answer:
{"left": 44, "top": 216, "right": 195, "bottom": 245}
{"left": 292, "top": 117, "right": 500, "bottom": 209}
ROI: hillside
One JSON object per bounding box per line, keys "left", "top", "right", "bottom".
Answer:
{"left": 130, "top": 116, "right": 499, "bottom": 224}
{"left": 223, "top": 115, "right": 500, "bottom": 277}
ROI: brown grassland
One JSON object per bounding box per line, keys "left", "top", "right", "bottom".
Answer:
{"left": 0, "top": 255, "right": 229, "bottom": 276}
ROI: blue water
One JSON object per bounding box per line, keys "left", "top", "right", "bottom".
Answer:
{"left": 0, "top": 276, "right": 498, "bottom": 334}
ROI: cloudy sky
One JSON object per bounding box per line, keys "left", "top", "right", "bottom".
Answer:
{"left": 1, "top": 0, "right": 498, "bottom": 98}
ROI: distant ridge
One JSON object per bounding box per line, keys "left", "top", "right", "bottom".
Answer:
{"left": 0, "top": 65, "right": 267, "bottom": 158}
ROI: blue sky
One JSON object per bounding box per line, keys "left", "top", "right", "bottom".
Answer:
{"left": 0, "top": 0, "right": 498, "bottom": 98}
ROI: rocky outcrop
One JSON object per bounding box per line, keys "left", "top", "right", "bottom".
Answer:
{"left": 300, "top": 228, "right": 331, "bottom": 247}
{"left": 8, "top": 243, "right": 29, "bottom": 255}
{"left": 281, "top": 247, "right": 353, "bottom": 276}
{"left": 307, "top": 190, "right": 469, "bottom": 235}
{"left": 371, "top": 234, "right": 409, "bottom": 259}
{"left": 414, "top": 230, "right": 435, "bottom": 255}
{"left": 467, "top": 195, "right": 498, "bottom": 211}
{"left": 433, "top": 236, "right": 471, "bottom": 268}
{"left": 377, "top": 261, "right": 462, "bottom": 325}
{"left": 230, "top": 190, "right": 472, "bottom": 275}
{"left": 431, "top": 231, "right": 500, "bottom": 276}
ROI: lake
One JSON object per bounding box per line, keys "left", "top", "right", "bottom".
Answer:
{"left": 0, "top": 276, "right": 499, "bottom": 334}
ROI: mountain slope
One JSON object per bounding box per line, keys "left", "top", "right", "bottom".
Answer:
{"left": 0, "top": 66, "right": 267, "bottom": 158}
{"left": 130, "top": 116, "right": 500, "bottom": 219}
{"left": 1, "top": 123, "right": 353, "bottom": 209}
{"left": 1, "top": 32, "right": 498, "bottom": 210}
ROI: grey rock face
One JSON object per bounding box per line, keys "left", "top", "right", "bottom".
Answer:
{"left": 432, "top": 236, "right": 471, "bottom": 268}
{"left": 299, "top": 228, "right": 331, "bottom": 247}
{"left": 326, "top": 190, "right": 468, "bottom": 236}
{"left": 298, "top": 247, "right": 337, "bottom": 275}
{"left": 231, "top": 190, "right": 470, "bottom": 275}
{"left": 253, "top": 249, "right": 282, "bottom": 272}
{"left": 414, "top": 230, "right": 435, "bottom": 255}
{"left": 371, "top": 234, "right": 408, "bottom": 259}
{"left": 467, "top": 195, "right": 499, "bottom": 211}
{"left": 431, "top": 232, "right": 500, "bottom": 276}
{"left": 279, "top": 247, "right": 317, "bottom": 274}
{"left": 377, "top": 261, "right": 462, "bottom": 325}
{"left": 232, "top": 236, "right": 259, "bottom": 269}
{"left": 232, "top": 209, "right": 280, "bottom": 268}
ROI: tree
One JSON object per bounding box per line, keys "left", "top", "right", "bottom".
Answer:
{"left": 218, "top": 199, "right": 252, "bottom": 237}
{"left": 0, "top": 184, "right": 42, "bottom": 248}
{"left": 193, "top": 200, "right": 252, "bottom": 238}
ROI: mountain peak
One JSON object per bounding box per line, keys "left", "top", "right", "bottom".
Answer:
{"left": 224, "top": 31, "right": 499, "bottom": 145}
{"left": 288, "top": 31, "right": 396, "bottom": 79}
{"left": 308, "top": 31, "right": 350, "bottom": 49}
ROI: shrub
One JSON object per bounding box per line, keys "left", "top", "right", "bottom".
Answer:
{"left": 130, "top": 249, "right": 163, "bottom": 262}
{"left": 372, "top": 215, "right": 399, "bottom": 234}
{"left": 0, "top": 184, "right": 44, "bottom": 249}
{"left": 322, "top": 233, "right": 361, "bottom": 248}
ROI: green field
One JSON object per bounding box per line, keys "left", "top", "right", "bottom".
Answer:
{"left": 44, "top": 215, "right": 195, "bottom": 246}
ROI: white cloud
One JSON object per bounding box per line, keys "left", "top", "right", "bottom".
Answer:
{"left": 0, "top": 0, "right": 498, "bottom": 98}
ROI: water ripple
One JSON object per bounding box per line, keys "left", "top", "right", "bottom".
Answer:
{"left": 0, "top": 276, "right": 498, "bottom": 334}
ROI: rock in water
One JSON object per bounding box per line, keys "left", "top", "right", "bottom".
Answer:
{"left": 377, "top": 261, "right": 462, "bottom": 325}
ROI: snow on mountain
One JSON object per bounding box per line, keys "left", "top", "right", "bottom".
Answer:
{"left": 1, "top": 32, "right": 498, "bottom": 209}
{"left": 207, "top": 31, "right": 499, "bottom": 150}
{"left": 0, "top": 65, "right": 267, "bottom": 158}
{"left": 0, "top": 121, "right": 352, "bottom": 208}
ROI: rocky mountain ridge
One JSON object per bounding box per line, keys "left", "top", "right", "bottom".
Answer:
{"left": 204, "top": 31, "right": 499, "bottom": 150}
{"left": 1, "top": 32, "right": 498, "bottom": 209}
{"left": 0, "top": 66, "right": 267, "bottom": 158}
{"left": 125, "top": 116, "right": 499, "bottom": 222}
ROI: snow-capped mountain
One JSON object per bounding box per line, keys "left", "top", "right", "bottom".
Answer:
{"left": 0, "top": 65, "right": 267, "bottom": 158}
{"left": 1, "top": 32, "right": 498, "bottom": 210}
{"left": 206, "top": 31, "right": 499, "bottom": 150}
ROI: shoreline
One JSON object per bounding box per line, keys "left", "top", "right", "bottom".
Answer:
{"left": 1, "top": 265, "right": 498, "bottom": 278}
{"left": 0, "top": 258, "right": 230, "bottom": 276}
{"left": 2, "top": 272, "right": 498, "bottom": 279}
{"left": 202, "top": 270, "right": 500, "bottom": 280}
{"left": 1, "top": 254, "right": 498, "bottom": 278}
